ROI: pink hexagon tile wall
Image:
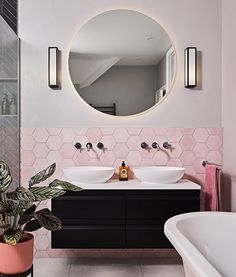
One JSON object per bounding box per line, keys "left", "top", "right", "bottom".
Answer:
{"left": 47, "top": 136, "right": 63, "bottom": 151}
{"left": 21, "top": 127, "right": 222, "bottom": 257}
{"left": 140, "top": 128, "right": 156, "bottom": 142}
{"left": 113, "top": 143, "right": 129, "bottom": 158}
{"left": 21, "top": 127, "right": 222, "bottom": 187}
{"left": 86, "top": 128, "right": 102, "bottom": 142}
{"left": 60, "top": 128, "right": 76, "bottom": 143}
{"left": 180, "top": 135, "right": 196, "bottom": 150}
{"left": 32, "top": 128, "right": 49, "bottom": 143}
{"left": 21, "top": 136, "right": 35, "bottom": 150}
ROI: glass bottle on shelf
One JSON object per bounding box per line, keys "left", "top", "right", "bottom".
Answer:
{"left": 2, "top": 94, "right": 9, "bottom": 115}
{"left": 9, "top": 96, "right": 17, "bottom": 115}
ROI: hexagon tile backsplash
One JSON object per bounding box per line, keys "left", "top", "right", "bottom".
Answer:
{"left": 20, "top": 127, "right": 222, "bottom": 258}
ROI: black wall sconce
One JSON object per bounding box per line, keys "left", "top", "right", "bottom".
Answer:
{"left": 185, "top": 47, "right": 197, "bottom": 88}
{"left": 48, "top": 47, "right": 60, "bottom": 89}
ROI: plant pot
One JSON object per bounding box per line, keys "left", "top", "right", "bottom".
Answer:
{"left": 0, "top": 233, "right": 34, "bottom": 275}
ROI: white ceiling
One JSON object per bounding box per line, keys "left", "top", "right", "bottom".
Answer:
{"left": 70, "top": 10, "right": 172, "bottom": 66}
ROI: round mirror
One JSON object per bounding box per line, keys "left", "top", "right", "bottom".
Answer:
{"left": 69, "top": 10, "right": 176, "bottom": 116}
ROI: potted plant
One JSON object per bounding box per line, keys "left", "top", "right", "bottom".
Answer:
{"left": 0, "top": 161, "right": 82, "bottom": 275}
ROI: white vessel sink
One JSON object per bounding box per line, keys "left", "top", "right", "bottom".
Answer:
{"left": 63, "top": 166, "right": 115, "bottom": 184}
{"left": 133, "top": 166, "right": 185, "bottom": 184}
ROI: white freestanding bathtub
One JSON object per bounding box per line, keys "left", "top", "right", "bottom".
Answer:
{"left": 164, "top": 212, "right": 236, "bottom": 277}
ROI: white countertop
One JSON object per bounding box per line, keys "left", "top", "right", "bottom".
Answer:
{"left": 76, "top": 179, "right": 201, "bottom": 190}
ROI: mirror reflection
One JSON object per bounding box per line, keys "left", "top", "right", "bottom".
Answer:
{"left": 69, "top": 10, "right": 176, "bottom": 116}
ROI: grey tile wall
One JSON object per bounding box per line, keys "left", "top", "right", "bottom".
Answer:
{"left": 0, "top": 12, "right": 19, "bottom": 189}
{"left": 0, "top": 16, "right": 18, "bottom": 78}
{"left": 0, "top": 0, "right": 17, "bottom": 34}
{"left": 0, "top": 116, "right": 19, "bottom": 189}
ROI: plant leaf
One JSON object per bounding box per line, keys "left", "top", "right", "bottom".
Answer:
{"left": 5, "top": 200, "right": 16, "bottom": 215}
{"left": 34, "top": 208, "right": 62, "bottom": 231}
{"left": 16, "top": 200, "right": 32, "bottom": 216}
{"left": 49, "top": 179, "right": 83, "bottom": 192}
{"left": 0, "top": 200, "right": 5, "bottom": 211}
{"left": 1, "top": 200, "right": 18, "bottom": 216}
{"left": 24, "top": 219, "right": 42, "bottom": 232}
{"left": 6, "top": 187, "right": 35, "bottom": 202}
{"left": 0, "top": 224, "right": 10, "bottom": 229}
{"left": 29, "top": 163, "right": 56, "bottom": 187}
{"left": 0, "top": 211, "right": 5, "bottom": 222}
{"left": 29, "top": 186, "right": 66, "bottom": 201}
{"left": 0, "top": 161, "right": 12, "bottom": 192}
{"left": 18, "top": 204, "right": 36, "bottom": 226}
{"left": 4, "top": 228, "right": 23, "bottom": 246}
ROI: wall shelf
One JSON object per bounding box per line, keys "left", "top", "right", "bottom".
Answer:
{"left": 0, "top": 114, "right": 18, "bottom": 116}
{"left": 0, "top": 13, "right": 19, "bottom": 190}
{"left": 0, "top": 78, "right": 17, "bottom": 81}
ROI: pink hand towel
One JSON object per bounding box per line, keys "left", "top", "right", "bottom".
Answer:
{"left": 204, "top": 164, "right": 222, "bottom": 211}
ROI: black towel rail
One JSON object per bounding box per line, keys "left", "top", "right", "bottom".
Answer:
{"left": 202, "top": 160, "right": 222, "bottom": 167}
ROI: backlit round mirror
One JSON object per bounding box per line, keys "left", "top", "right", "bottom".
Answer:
{"left": 69, "top": 10, "right": 176, "bottom": 116}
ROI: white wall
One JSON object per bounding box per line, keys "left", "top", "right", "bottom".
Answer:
{"left": 69, "top": 55, "right": 118, "bottom": 87}
{"left": 222, "top": 0, "right": 236, "bottom": 211}
{"left": 19, "top": 0, "right": 222, "bottom": 127}
{"left": 79, "top": 66, "right": 158, "bottom": 116}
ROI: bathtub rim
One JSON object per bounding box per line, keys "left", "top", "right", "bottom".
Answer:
{"left": 164, "top": 212, "right": 233, "bottom": 277}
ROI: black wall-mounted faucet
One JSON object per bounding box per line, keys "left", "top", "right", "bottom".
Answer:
{"left": 141, "top": 142, "right": 149, "bottom": 149}
{"left": 74, "top": 142, "right": 82, "bottom": 150}
{"left": 97, "top": 142, "right": 104, "bottom": 150}
{"left": 86, "top": 142, "right": 93, "bottom": 151}
{"left": 152, "top": 142, "right": 160, "bottom": 150}
{"left": 163, "top": 142, "right": 172, "bottom": 150}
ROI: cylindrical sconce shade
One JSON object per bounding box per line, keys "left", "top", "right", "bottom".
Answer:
{"left": 185, "top": 47, "right": 197, "bottom": 88}
{"left": 48, "top": 47, "right": 59, "bottom": 88}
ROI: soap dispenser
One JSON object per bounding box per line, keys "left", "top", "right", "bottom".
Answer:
{"left": 119, "top": 161, "right": 129, "bottom": 181}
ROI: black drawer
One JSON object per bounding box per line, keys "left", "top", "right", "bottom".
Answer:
{"left": 52, "top": 225, "right": 125, "bottom": 248}
{"left": 52, "top": 195, "right": 125, "bottom": 223}
{"left": 126, "top": 193, "right": 200, "bottom": 224}
{"left": 126, "top": 225, "right": 172, "bottom": 248}
{"left": 52, "top": 189, "right": 200, "bottom": 249}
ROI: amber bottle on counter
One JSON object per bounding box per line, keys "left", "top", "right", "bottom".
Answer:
{"left": 119, "top": 161, "right": 129, "bottom": 181}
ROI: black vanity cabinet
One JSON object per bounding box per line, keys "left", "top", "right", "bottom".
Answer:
{"left": 52, "top": 189, "right": 200, "bottom": 249}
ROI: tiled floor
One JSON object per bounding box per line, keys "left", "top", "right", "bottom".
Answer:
{"left": 34, "top": 258, "right": 185, "bottom": 277}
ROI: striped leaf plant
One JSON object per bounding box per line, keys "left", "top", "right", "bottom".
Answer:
{"left": 0, "top": 161, "right": 82, "bottom": 246}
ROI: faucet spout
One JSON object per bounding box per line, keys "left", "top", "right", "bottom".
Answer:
{"left": 86, "top": 142, "right": 93, "bottom": 152}
{"left": 163, "top": 141, "right": 172, "bottom": 150}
